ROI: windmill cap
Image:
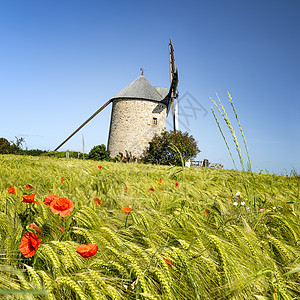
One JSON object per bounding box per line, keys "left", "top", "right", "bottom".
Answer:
{"left": 111, "top": 75, "right": 168, "bottom": 102}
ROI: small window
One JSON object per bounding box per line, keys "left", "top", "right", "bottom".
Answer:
{"left": 153, "top": 117, "right": 158, "bottom": 125}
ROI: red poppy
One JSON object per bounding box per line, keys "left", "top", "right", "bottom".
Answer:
{"left": 149, "top": 188, "right": 154, "bottom": 192}
{"left": 175, "top": 182, "right": 179, "bottom": 187}
{"left": 7, "top": 187, "right": 15, "bottom": 194}
{"left": 61, "top": 177, "right": 65, "bottom": 182}
{"left": 122, "top": 207, "right": 132, "bottom": 213}
{"left": 43, "top": 194, "right": 59, "bottom": 207}
{"left": 124, "top": 188, "right": 128, "bottom": 193}
{"left": 26, "top": 184, "right": 33, "bottom": 190}
{"left": 76, "top": 244, "right": 98, "bottom": 258}
{"left": 50, "top": 197, "right": 74, "bottom": 217}
{"left": 30, "top": 222, "right": 41, "bottom": 234}
{"left": 19, "top": 232, "right": 42, "bottom": 258}
{"left": 205, "top": 209, "right": 210, "bottom": 216}
{"left": 22, "top": 194, "right": 39, "bottom": 205}
{"left": 98, "top": 165, "right": 102, "bottom": 169}
{"left": 161, "top": 254, "right": 174, "bottom": 266}
{"left": 94, "top": 198, "right": 101, "bottom": 205}
{"left": 159, "top": 178, "right": 163, "bottom": 183}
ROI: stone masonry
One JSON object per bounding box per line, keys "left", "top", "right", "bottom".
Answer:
{"left": 108, "top": 99, "right": 167, "bottom": 158}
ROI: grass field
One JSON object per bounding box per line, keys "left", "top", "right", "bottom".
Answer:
{"left": 0, "top": 154, "right": 299, "bottom": 299}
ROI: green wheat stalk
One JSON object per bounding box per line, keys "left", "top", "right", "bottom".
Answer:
{"left": 211, "top": 107, "right": 237, "bottom": 170}
{"left": 212, "top": 94, "right": 244, "bottom": 171}
{"left": 227, "top": 92, "right": 252, "bottom": 172}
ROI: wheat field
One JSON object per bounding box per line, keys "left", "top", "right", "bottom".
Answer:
{"left": 0, "top": 154, "right": 299, "bottom": 299}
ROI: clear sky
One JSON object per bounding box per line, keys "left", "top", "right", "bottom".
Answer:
{"left": 0, "top": 0, "right": 299, "bottom": 174}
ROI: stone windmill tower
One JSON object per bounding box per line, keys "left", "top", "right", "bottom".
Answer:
{"left": 107, "top": 75, "right": 169, "bottom": 157}
{"left": 54, "top": 40, "right": 179, "bottom": 157}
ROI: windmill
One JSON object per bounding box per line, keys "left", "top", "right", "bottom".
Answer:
{"left": 54, "top": 39, "right": 179, "bottom": 156}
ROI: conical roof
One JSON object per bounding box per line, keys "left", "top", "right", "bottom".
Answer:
{"left": 111, "top": 75, "right": 167, "bottom": 102}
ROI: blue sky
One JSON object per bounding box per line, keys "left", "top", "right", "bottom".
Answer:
{"left": 0, "top": 0, "right": 299, "bottom": 174}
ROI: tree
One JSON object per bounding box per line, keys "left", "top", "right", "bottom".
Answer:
{"left": 10, "top": 136, "right": 25, "bottom": 154}
{"left": 0, "top": 138, "right": 11, "bottom": 154}
{"left": 142, "top": 130, "right": 200, "bottom": 166}
{"left": 88, "top": 144, "right": 110, "bottom": 161}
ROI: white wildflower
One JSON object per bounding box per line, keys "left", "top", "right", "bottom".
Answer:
{"left": 236, "top": 191, "right": 240, "bottom": 197}
{"left": 233, "top": 202, "right": 238, "bottom": 206}
{"left": 273, "top": 206, "right": 276, "bottom": 210}
{"left": 241, "top": 201, "right": 245, "bottom": 206}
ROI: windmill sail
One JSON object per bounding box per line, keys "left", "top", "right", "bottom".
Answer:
{"left": 54, "top": 99, "right": 112, "bottom": 151}
{"left": 168, "top": 39, "right": 179, "bottom": 131}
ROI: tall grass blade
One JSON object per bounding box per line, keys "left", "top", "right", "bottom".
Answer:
{"left": 227, "top": 92, "right": 252, "bottom": 172}
{"left": 211, "top": 107, "right": 237, "bottom": 170}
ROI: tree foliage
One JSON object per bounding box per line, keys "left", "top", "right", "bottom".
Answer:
{"left": 142, "top": 130, "right": 200, "bottom": 165}
{"left": 88, "top": 144, "right": 110, "bottom": 161}
{"left": 0, "top": 137, "right": 11, "bottom": 154}
{"left": 0, "top": 137, "right": 49, "bottom": 156}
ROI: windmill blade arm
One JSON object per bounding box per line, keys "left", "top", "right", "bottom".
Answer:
{"left": 166, "top": 70, "right": 179, "bottom": 114}
{"left": 168, "top": 69, "right": 178, "bottom": 97}
{"left": 53, "top": 99, "right": 112, "bottom": 152}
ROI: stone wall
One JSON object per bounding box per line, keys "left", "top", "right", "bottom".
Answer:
{"left": 107, "top": 99, "right": 167, "bottom": 158}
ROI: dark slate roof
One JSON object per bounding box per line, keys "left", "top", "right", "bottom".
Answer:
{"left": 111, "top": 75, "right": 168, "bottom": 102}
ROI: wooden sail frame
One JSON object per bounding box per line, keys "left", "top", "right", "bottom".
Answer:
{"left": 167, "top": 39, "right": 179, "bottom": 131}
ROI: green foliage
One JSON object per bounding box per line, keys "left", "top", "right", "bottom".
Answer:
{"left": 114, "top": 151, "right": 137, "bottom": 163}
{"left": 88, "top": 144, "right": 110, "bottom": 161}
{"left": 23, "top": 149, "right": 49, "bottom": 156}
{"left": 0, "top": 155, "right": 299, "bottom": 299}
{"left": 211, "top": 92, "right": 251, "bottom": 171}
{"left": 0, "top": 138, "right": 11, "bottom": 154}
{"left": 0, "top": 136, "right": 26, "bottom": 155}
{"left": 0, "top": 136, "right": 49, "bottom": 156}
{"left": 142, "top": 130, "right": 200, "bottom": 165}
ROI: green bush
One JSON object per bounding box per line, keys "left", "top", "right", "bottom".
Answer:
{"left": 88, "top": 144, "right": 110, "bottom": 161}
{"left": 114, "top": 150, "right": 138, "bottom": 163}
{"left": 142, "top": 130, "right": 200, "bottom": 165}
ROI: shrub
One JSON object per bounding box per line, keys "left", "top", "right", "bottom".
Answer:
{"left": 142, "top": 130, "right": 200, "bottom": 165}
{"left": 88, "top": 144, "right": 110, "bottom": 161}
{"left": 114, "top": 151, "right": 138, "bottom": 163}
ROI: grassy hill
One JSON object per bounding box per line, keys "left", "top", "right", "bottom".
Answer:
{"left": 0, "top": 155, "right": 299, "bottom": 299}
